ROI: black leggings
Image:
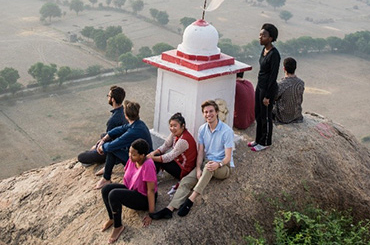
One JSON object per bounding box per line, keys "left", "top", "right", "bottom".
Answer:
{"left": 101, "top": 183, "right": 155, "bottom": 228}
{"left": 155, "top": 160, "right": 181, "bottom": 180}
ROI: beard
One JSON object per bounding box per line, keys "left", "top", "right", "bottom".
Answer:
{"left": 108, "top": 99, "right": 113, "bottom": 106}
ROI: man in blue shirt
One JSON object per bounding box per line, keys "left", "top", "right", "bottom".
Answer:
{"left": 77, "top": 86, "right": 128, "bottom": 166}
{"left": 151, "top": 100, "right": 234, "bottom": 219}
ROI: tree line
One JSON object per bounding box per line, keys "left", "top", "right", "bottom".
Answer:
{"left": 40, "top": 0, "right": 169, "bottom": 26}
{"left": 219, "top": 31, "right": 370, "bottom": 63}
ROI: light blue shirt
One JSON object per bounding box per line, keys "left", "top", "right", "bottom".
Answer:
{"left": 198, "top": 120, "right": 234, "bottom": 167}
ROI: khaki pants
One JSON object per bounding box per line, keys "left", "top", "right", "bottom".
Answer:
{"left": 169, "top": 161, "right": 230, "bottom": 209}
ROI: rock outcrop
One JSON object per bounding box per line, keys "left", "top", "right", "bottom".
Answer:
{"left": 1, "top": 113, "right": 370, "bottom": 245}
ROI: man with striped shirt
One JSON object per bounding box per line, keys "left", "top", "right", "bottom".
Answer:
{"left": 273, "top": 57, "right": 305, "bottom": 124}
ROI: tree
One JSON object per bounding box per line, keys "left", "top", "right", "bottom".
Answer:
{"left": 313, "top": 38, "right": 327, "bottom": 53}
{"left": 105, "top": 26, "right": 122, "bottom": 40}
{"left": 131, "top": 0, "right": 144, "bottom": 14}
{"left": 113, "top": 0, "right": 126, "bottom": 9}
{"left": 70, "top": 0, "right": 84, "bottom": 15}
{"left": 40, "top": 2, "right": 62, "bottom": 22}
{"left": 156, "top": 11, "right": 169, "bottom": 25}
{"left": 89, "top": 0, "right": 98, "bottom": 7}
{"left": 137, "top": 46, "right": 152, "bottom": 59}
{"left": 28, "top": 62, "right": 57, "bottom": 88}
{"left": 0, "top": 77, "right": 7, "bottom": 92}
{"left": 149, "top": 8, "right": 159, "bottom": 19}
{"left": 218, "top": 39, "right": 241, "bottom": 58}
{"left": 57, "top": 66, "right": 72, "bottom": 85}
{"left": 152, "top": 42, "right": 174, "bottom": 55}
{"left": 242, "top": 39, "right": 261, "bottom": 61}
{"left": 266, "top": 0, "right": 286, "bottom": 10}
{"left": 86, "top": 65, "right": 102, "bottom": 76}
{"left": 0, "top": 67, "right": 20, "bottom": 85}
{"left": 93, "top": 29, "right": 107, "bottom": 50}
{"left": 81, "top": 26, "right": 95, "bottom": 40}
{"left": 136, "top": 46, "right": 152, "bottom": 67}
{"left": 8, "top": 82, "right": 23, "bottom": 95}
{"left": 279, "top": 10, "right": 293, "bottom": 23}
{"left": 326, "top": 36, "right": 343, "bottom": 52}
{"left": 119, "top": 52, "right": 139, "bottom": 73}
{"left": 106, "top": 33, "right": 133, "bottom": 59}
{"left": 106, "top": 0, "right": 112, "bottom": 6}
{"left": 180, "top": 17, "right": 196, "bottom": 30}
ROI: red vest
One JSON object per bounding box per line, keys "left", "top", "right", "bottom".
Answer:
{"left": 174, "top": 129, "right": 197, "bottom": 179}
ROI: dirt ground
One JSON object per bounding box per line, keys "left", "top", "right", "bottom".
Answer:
{"left": 0, "top": 0, "right": 369, "bottom": 179}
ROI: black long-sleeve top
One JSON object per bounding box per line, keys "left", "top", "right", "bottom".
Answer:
{"left": 257, "top": 47, "right": 281, "bottom": 99}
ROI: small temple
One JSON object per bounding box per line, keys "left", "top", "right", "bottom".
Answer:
{"left": 143, "top": 19, "right": 252, "bottom": 140}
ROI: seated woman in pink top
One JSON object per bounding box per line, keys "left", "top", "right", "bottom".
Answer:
{"left": 101, "top": 139, "right": 157, "bottom": 244}
{"left": 147, "top": 113, "right": 197, "bottom": 194}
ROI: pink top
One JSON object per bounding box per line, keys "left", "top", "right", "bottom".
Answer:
{"left": 123, "top": 158, "right": 157, "bottom": 196}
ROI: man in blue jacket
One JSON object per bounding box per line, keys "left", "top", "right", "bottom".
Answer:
{"left": 94, "top": 100, "right": 153, "bottom": 189}
{"left": 77, "top": 86, "right": 128, "bottom": 166}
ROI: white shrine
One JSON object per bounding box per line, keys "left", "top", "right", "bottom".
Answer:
{"left": 143, "top": 19, "right": 252, "bottom": 140}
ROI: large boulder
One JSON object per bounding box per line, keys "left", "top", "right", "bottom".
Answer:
{"left": 1, "top": 113, "right": 369, "bottom": 244}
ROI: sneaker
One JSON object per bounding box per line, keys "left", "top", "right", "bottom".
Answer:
{"left": 167, "top": 185, "right": 177, "bottom": 195}
{"left": 247, "top": 141, "right": 258, "bottom": 147}
{"left": 251, "top": 144, "right": 269, "bottom": 152}
{"left": 177, "top": 199, "right": 193, "bottom": 217}
{"left": 149, "top": 208, "right": 173, "bottom": 220}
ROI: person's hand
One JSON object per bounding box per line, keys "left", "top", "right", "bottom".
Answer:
{"left": 205, "top": 161, "right": 219, "bottom": 172}
{"left": 263, "top": 98, "right": 270, "bottom": 106}
{"left": 196, "top": 168, "right": 202, "bottom": 179}
{"left": 146, "top": 151, "right": 155, "bottom": 159}
{"left": 142, "top": 215, "right": 152, "bottom": 227}
{"left": 97, "top": 144, "right": 104, "bottom": 155}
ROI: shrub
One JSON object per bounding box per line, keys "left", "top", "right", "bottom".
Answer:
{"left": 245, "top": 208, "right": 370, "bottom": 244}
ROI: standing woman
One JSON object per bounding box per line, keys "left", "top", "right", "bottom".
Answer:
{"left": 147, "top": 113, "right": 197, "bottom": 194}
{"left": 249, "top": 23, "right": 281, "bottom": 152}
{"left": 101, "top": 139, "right": 157, "bottom": 244}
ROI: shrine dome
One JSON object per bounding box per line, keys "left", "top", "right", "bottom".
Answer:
{"left": 177, "top": 19, "right": 220, "bottom": 57}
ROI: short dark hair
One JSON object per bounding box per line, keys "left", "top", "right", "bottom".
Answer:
{"left": 169, "top": 112, "right": 186, "bottom": 128}
{"left": 131, "top": 139, "right": 149, "bottom": 155}
{"left": 201, "top": 100, "right": 219, "bottom": 113}
{"left": 236, "top": 72, "right": 244, "bottom": 78}
{"left": 124, "top": 100, "right": 140, "bottom": 121}
{"left": 261, "top": 23, "right": 278, "bottom": 42}
{"left": 110, "top": 86, "right": 125, "bottom": 105}
{"left": 283, "top": 57, "right": 297, "bottom": 74}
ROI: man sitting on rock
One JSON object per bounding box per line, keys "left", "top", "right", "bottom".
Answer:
{"left": 150, "top": 100, "right": 234, "bottom": 219}
{"left": 94, "top": 100, "right": 153, "bottom": 190}
{"left": 77, "top": 86, "right": 128, "bottom": 166}
{"left": 273, "top": 57, "right": 305, "bottom": 124}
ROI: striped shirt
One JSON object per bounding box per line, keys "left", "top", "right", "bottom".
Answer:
{"left": 274, "top": 76, "right": 305, "bottom": 124}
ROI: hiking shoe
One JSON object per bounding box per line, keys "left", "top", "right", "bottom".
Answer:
{"left": 251, "top": 144, "right": 269, "bottom": 152}
{"left": 247, "top": 141, "right": 257, "bottom": 147}
{"left": 177, "top": 199, "right": 193, "bottom": 217}
{"left": 149, "top": 208, "right": 173, "bottom": 220}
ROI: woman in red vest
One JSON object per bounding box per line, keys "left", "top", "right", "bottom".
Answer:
{"left": 147, "top": 113, "right": 197, "bottom": 194}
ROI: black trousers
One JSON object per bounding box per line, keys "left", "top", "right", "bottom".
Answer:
{"left": 155, "top": 160, "right": 181, "bottom": 180}
{"left": 77, "top": 149, "right": 106, "bottom": 165}
{"left": 255, "top": 86, "right": 274, "bottom": 146}
{"left": 101, "top": 183, "right": 156, "bottom": 228}
{"left": 103, "top": 152, "right": 128, "bottom": 181}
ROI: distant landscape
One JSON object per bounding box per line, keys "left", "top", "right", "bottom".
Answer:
{"left": 0, "top": 0, "right": 369, "bottom": 179}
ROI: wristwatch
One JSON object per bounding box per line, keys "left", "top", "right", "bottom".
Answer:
{"left": 219, "top": 162, "right": 223, "bottom": 168}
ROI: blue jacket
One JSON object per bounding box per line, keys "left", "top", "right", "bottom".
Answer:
{"left": 102, "top": 119, "right": 153, "bottom": 162}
